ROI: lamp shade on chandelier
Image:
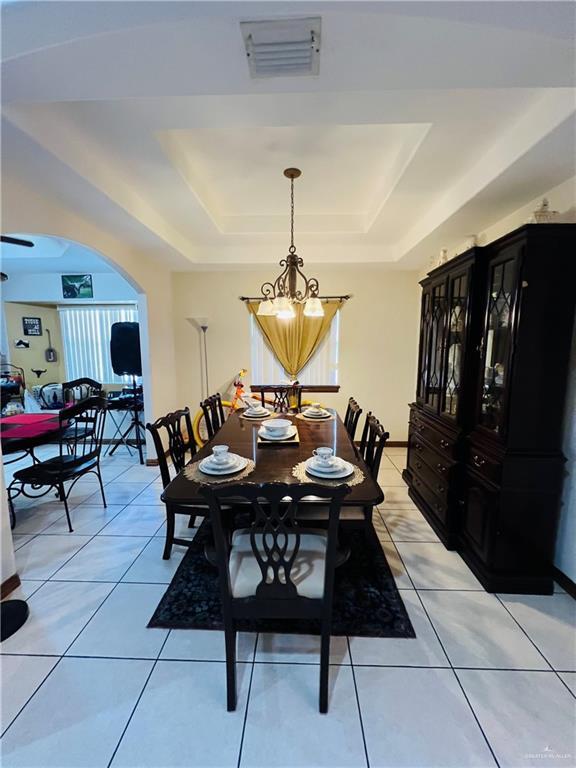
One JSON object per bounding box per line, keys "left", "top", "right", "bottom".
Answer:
{"left": 256, "top": 168, "right": 324, "bottom": 319}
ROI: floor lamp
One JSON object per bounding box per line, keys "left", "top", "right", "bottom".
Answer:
{"left": 187, "top": 317, "right": 209, "bottom": 400}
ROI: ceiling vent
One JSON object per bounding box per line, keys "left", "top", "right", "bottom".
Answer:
{"left": 240, "top": 17, "right": 321, "bottom": 79}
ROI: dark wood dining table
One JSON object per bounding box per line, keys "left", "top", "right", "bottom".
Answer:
{"left": 162, "top": 409, "right": 384, "bottom": 508}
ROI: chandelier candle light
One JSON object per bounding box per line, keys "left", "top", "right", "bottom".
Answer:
{"left": 256, "top": 168, "right": 324, "bottom": 320}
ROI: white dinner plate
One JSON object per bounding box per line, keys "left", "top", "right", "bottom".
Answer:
{"left": 259, "top": 425, "right": 297, "bottom": 441}
{"left": 243, "top": 410, "right": 271, "bottom": 419}
{"left": 305, "top": 459, "right": 354, "bottom": 480}
{"left": 199, "top": 455, "right": 249, "bottom": 475}
{"left": 302, "top": 411, "right": 331, "bottom": 419}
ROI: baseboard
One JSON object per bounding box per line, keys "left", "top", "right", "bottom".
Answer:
{"left": 553, "top": 567, "right": 576, "bottom": 599}
{"left": 146, "top": 458, "right": 159, "bottom": 467}
{"left": 1, "top": 573, "right": 21, "bottom": 600}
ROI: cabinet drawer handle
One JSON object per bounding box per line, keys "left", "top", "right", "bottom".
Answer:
{"left": 440, "top": 439, "right": 449, "bottom": 449}
{"left": 415, "top": 443, "right": 423, "bottom": 451}
{"left": 437, "top": 463, "right": 447, "bottom": 473}
{"left": 415, "top": 461, "right": 422, "bottom": 469}
{"left": 437, "top": 485, "right": 445, "bottom": 493}
{"left": 473, "top": 454, "right": 486, "bottom": 468}
{"left": 416, "top": 424, "right": 425, "bottom": 432}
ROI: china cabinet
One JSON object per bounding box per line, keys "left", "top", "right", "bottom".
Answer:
{"left": 404, "top": 224, "right": 576, "bottom": 593}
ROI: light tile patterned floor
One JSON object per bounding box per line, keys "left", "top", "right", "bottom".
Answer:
{"left": 1, "top": 446, "right": 575, "bottom": 767}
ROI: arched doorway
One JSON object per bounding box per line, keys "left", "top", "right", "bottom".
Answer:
{"left": 1, "top": 233, "right": 154, "bottom": 458}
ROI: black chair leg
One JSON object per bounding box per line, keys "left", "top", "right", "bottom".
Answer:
{"left": 163, "top": 510, "right": 175, "bottom": 560}
{"left": 225, "top": 626, "right": 237, "bottom": 712}
{"left": 96, "top": 467, "right": 107, "bottom": 508}
{"left": 60, "top": 483, "right": 74, "bottom": 533}
{"left": 363, "top": 505, "right": 373, "bottom": 532}
{"left": 319, "top": 622, "right": 331, "bottom": 714}
{"left": 188, "top": 515, "right": 196, "bottom": 528}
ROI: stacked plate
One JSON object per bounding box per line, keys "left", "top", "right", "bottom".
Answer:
{"left": 243, "top": 404, "right": 271, "bottom": 419}
{"left": 302, "top": 405, "right": 331, "bottom": 419}
{"left": 198, "top": 453, "right": 249, "bottom": 476}
{"left": 305, "top": 455, "right": 354, "bottom": 479}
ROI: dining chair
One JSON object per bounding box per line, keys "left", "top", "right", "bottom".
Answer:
{"left": 343, "top": 397, "right": 362, "bottom": 441}
{"left": 200, "top": 393, "right": 225, "bottom": 439}
{"left": 199, "top": 481, "right": 351, "bottom": 713}
{"left": 358, "top": 414, "right": 390, "bottom": 481}
{"left": 146, "top": 407, "right": 204, "bottom": 558}
{"left": 299, "top": 414, "right": 389, "bottom": 531}
{"left": 7, "top": 396, "right": 108, "bottom": 532}
{"left": 358, "top": 411, "right": 373, "bottom": 455}
{"left": 62, "top": 377, "right": 103, "bottom": 405}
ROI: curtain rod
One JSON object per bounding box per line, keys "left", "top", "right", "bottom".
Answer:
{"left": 239, "top": 294, "right": 352, "bottom": 302}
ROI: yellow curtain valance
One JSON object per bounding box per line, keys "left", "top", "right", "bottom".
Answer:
{"left": 247, "top": 299, "right": 344, "bottom": 378}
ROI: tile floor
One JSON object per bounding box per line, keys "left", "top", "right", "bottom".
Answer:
{"left": 1, "top": 445, "right": 575, "bottom": 767}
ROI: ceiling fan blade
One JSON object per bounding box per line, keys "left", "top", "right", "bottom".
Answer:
{"left": 1, "top": 235, "right": 34, "bottom": 247}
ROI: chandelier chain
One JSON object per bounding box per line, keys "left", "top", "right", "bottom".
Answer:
{"left": 290, "top": 177, "right": 295, "bottom": 251}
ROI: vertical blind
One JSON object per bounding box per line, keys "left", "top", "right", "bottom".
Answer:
{"left": 58, "top": 305, "right": 138, "bottom": 384}
{"left": 250, "top": 310, "right": 340, "bottom": 385}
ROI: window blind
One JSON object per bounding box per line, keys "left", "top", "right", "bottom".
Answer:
{"left": 58, "top": 305, "right": 138, "bottom": 384}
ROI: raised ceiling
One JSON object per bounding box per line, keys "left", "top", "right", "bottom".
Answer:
{"left": 2, "top": 1, "right": 575, "bottom": 269}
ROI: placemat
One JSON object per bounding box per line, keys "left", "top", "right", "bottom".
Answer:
{"left": 184, "top": 458, "right": 255, "bottom": 484}
{"left": 292, "top": 460, "right": 365, "bottom": 487}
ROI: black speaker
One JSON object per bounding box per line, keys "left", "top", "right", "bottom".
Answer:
{"left": 110, "top": 322, "right": 142, "bottom": 377}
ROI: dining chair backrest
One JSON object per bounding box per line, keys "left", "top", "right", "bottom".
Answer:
{"left": 146, "top": 407, "right": 196, "bottom": 489}
{"left": 62, "top": 377, "right": 103, "bottom": 406}
{"left": 58, "top": 396, "right": 107, "bottom": 467}
{"left": 200, "top": 481, "right": 350, "bottom": 604}
{"left": 358, "top": 414, "right": 389, "bottom": 480}
{"left": 343, "top": 397, "right": 363, "bottom": 441}
{"left": 200, "top": 393, "right": 225, "bottom": 439}
{"left": 359, "top": 411, "right": 373, "bottom": 455}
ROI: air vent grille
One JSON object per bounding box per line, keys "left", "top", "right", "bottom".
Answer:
{"left": 240, "top": 18, "right": 321, "bottom": 78}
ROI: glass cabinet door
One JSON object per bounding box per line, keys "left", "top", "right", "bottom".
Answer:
{"left": 478, "top": 255, "right": 517, "bottom": 434}
{"left": 441, "top": 270, "right": 469, "bottom": 419}
{"left": 424, "top": 279, "right": 447, "bottom": 412}
{"left": 416, "top": 288, "right": 432, "bottom": 404}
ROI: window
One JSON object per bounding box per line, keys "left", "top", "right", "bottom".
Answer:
{"left": 250, "top": 311, "right": 340, "bottom": 385}
{"left": 58, "top": 305, "right": 138, "bottom": 384}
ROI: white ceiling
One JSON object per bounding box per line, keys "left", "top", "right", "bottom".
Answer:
{"left": 1, "top": 1, "right": 575, "bottom": 269}
{"left": 0, "top": 236, "right": 116, "bottom": 274}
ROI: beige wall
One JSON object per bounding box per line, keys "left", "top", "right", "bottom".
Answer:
{"left": 4, "top": 302, "right": 65, "bottom": 387}
{"left": 172, "top": 265, "right": 421, "bottom": 441}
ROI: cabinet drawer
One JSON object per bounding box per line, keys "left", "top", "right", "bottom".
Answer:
{"left": 409, "top": 434, "right": 453, "bottom": 480}
{"left": 412, "top": 473, "right": 447, "bottom": 524}
{"left": 408, "top": 451, "right": 449, "bottom": 503}
{"left": 467, "top": 447, "right": 501, "bottom": 487}
{"left": 409, "top": 419, "right": 456, "bottom": 458}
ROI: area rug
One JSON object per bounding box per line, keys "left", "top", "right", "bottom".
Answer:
{"left": 148, "top": 521, "right": 416, "bottom": 638}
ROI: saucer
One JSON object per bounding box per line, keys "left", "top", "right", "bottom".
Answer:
{"left": 243, "top": 409, "right": 270, "bottom": 419}
{"left": 303, "top": 410, "right": 330, "bottom": 419}
{"left": 305, "top": 459, "right": 354, "bottom": 479}
{"left": 308, "top": 457, "right": 344, "bottom": 473}
{"left": 199, "top": 454, "right": 248, "bottom": 475}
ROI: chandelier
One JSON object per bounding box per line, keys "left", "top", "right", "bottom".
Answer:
{"left": 256, "top": 168, "right": 324, "bottom": 320}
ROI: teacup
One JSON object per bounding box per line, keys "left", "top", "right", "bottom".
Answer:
{"left": 212, "top": 445, "right": 230, "bottom": 464}
{"left": 312, "top": 447, "right": 334, "bottom": 466}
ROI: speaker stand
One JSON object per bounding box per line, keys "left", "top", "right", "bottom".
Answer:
{"left": 108, "top": 376, "right": 145, "bottom": 465}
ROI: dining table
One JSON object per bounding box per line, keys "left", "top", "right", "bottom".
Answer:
{"left": 0, "top": 412, "right": 63, "bottom": 462}
{"left": 161, "top": 408, "right": 383, "bottom": 508}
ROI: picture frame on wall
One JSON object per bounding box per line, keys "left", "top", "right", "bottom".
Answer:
{"left": 62, "top": 274, "right": 94, "bottom": 299}
{"left": 22, "top": 317, "right": 42, "bottom": 336}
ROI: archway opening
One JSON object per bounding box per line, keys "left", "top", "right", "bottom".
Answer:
{"left": 1, "top": 233, "right": 153, "bottom": 461}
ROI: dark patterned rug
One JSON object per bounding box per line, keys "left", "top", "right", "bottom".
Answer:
{"left": 148, "top": 521, "right": 415, "bottom": 638}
